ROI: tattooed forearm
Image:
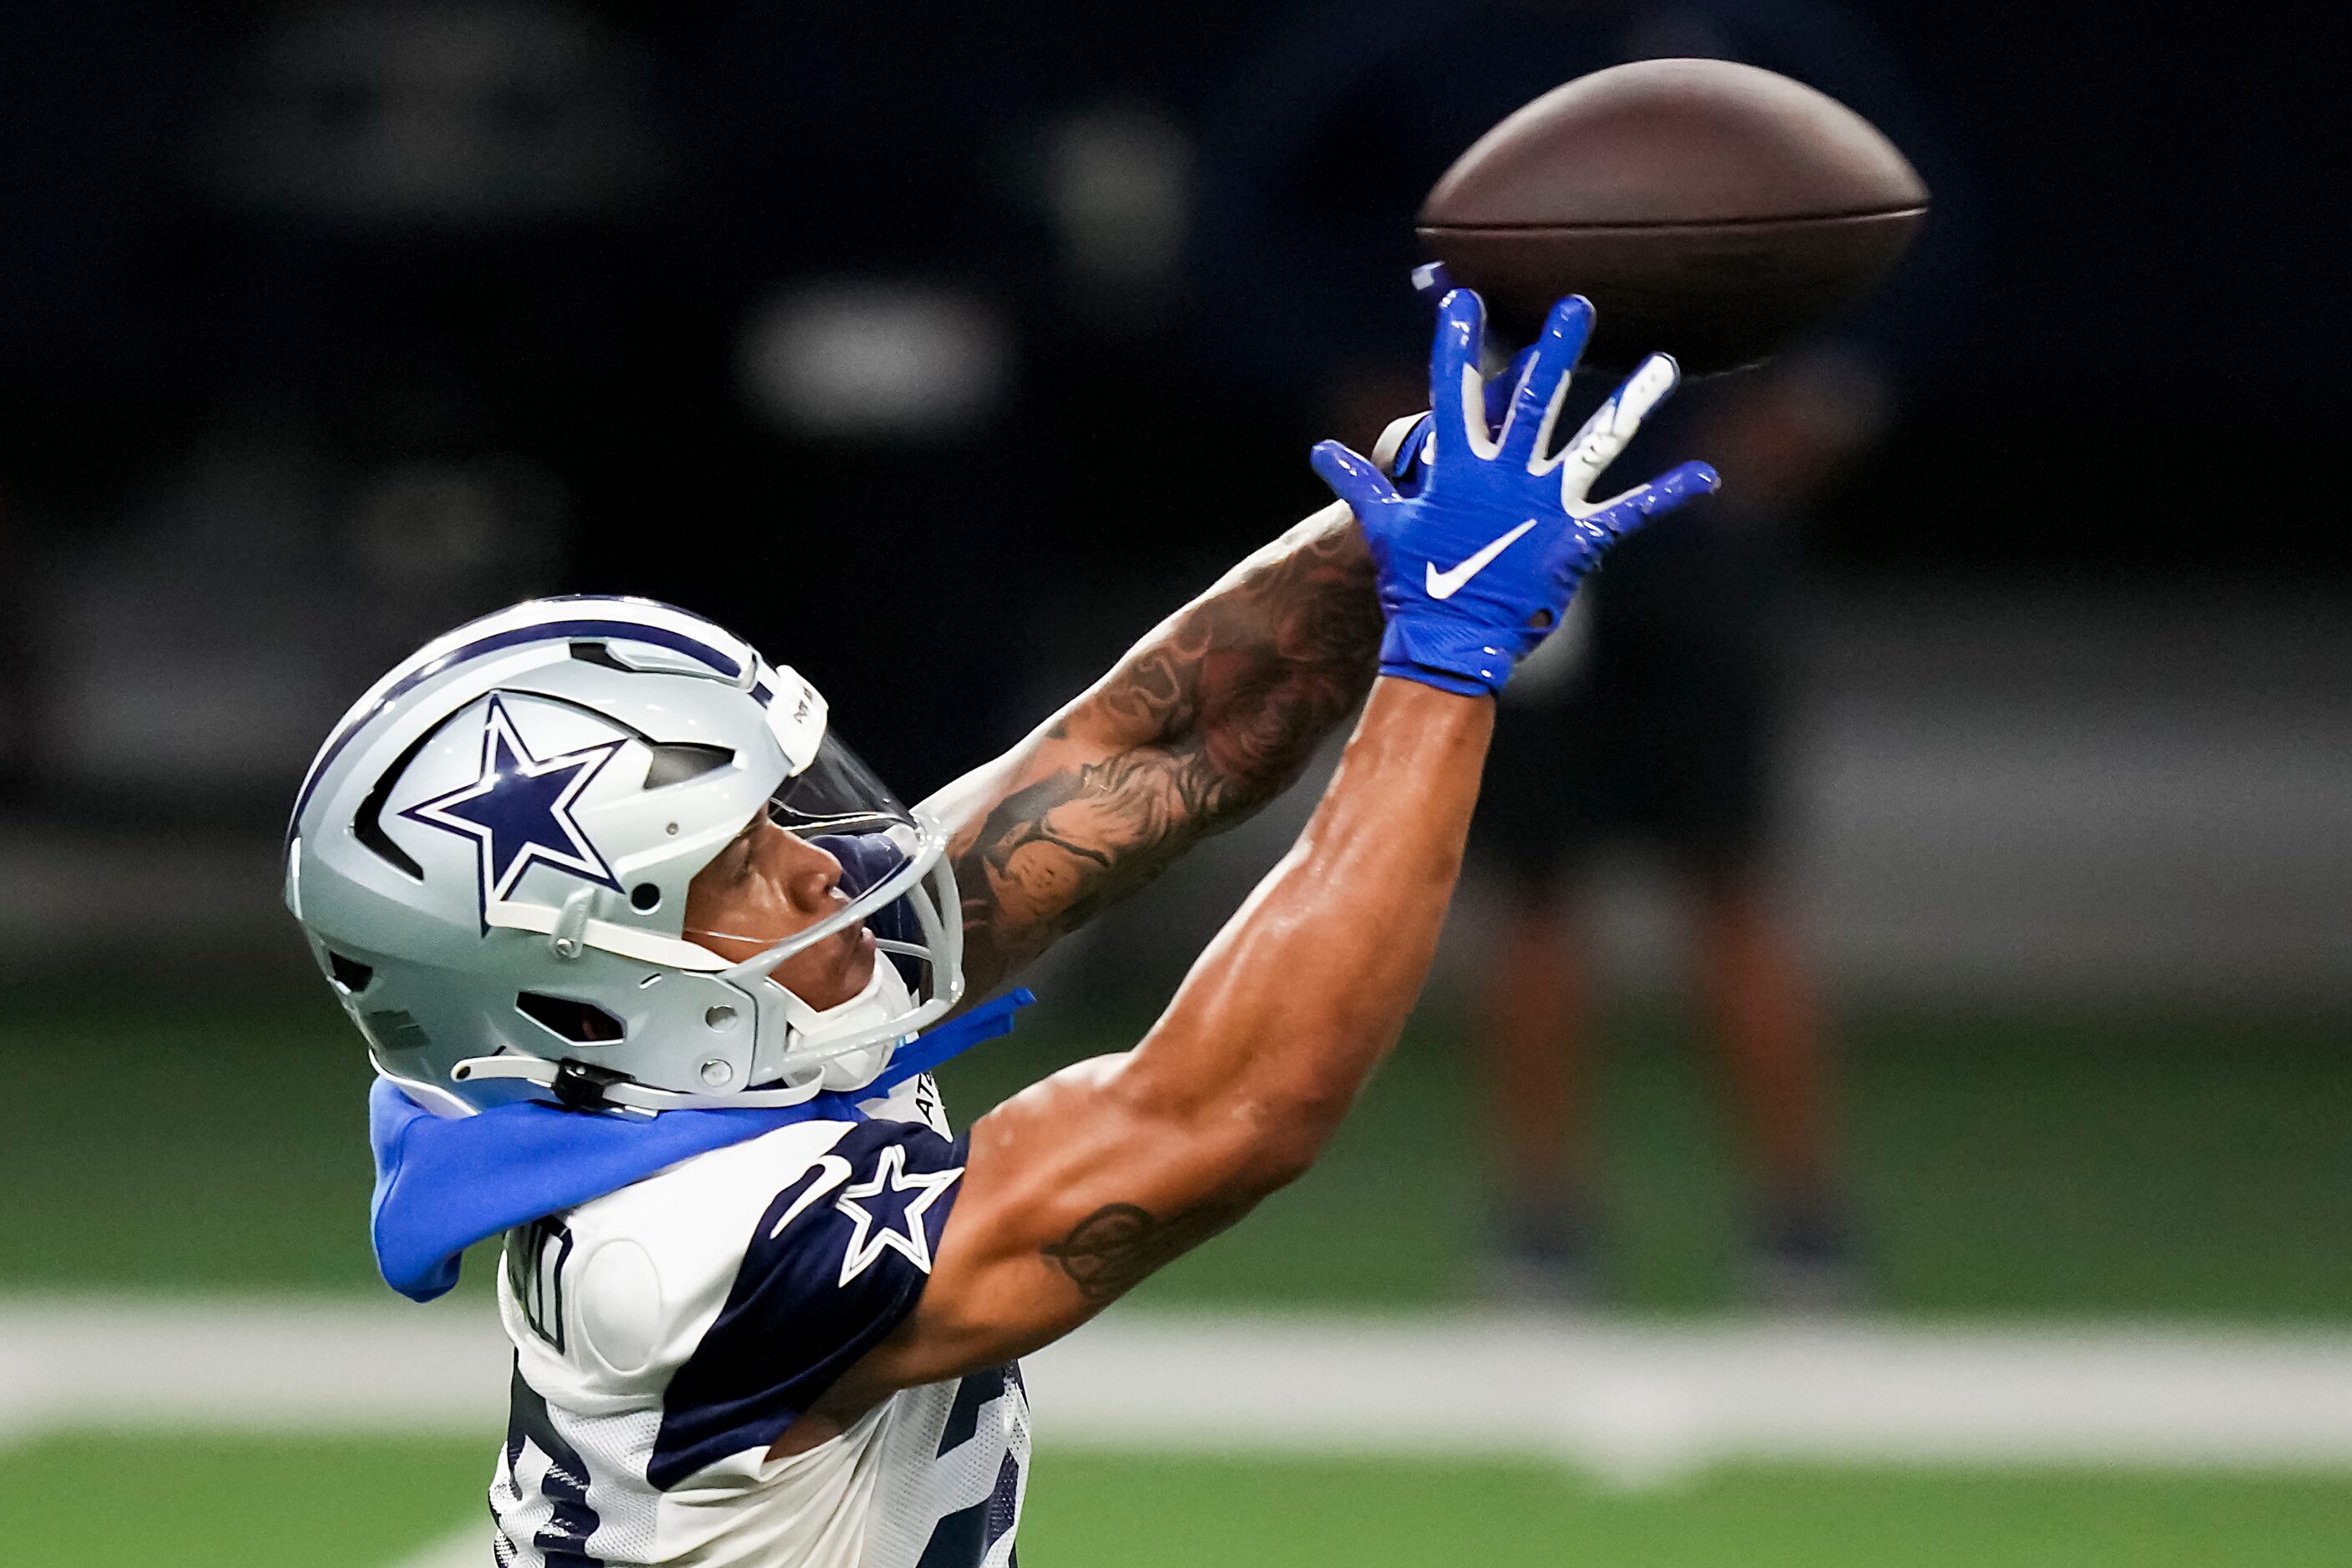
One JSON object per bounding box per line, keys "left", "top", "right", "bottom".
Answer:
{"left": 960, "top": 751, "right": 1210, "bottom": 940}
{"left": 949, "top": 508, "right": 1383, "bottom": 994}
{"left": 1124, "top": 508, "right": 1384, "bottom": 797}
{"left": 1040, "top": 1201, "right": 1244, "bottom": 1303}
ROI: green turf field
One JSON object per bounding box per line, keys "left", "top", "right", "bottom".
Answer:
{"left": 4, "top": 1434, "right": 2346, "bottom": 1568}
{"left": 2, "top": 982, "right": 2347, "bottom": 1318}
{"left": 1032, "top": 1453, "right": 2352, "bottom": 1568}
{"left": 3, "top": 984, "right": 2349, "bottom": 1564}
{"left": 0, "top": 1432, "right": 493, "bottom": 1567}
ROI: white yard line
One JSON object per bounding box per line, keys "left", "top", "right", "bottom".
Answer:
{"left": 1030, "top": 1313, "right": 2352, "bottom": 1485}
{"left": 392, "top": 1524, "right": 495, "bottom": 1568}
{"left": 0, "top": 1298, "right": 508, "bottom": 1447}
{"left": 9, "top": 1299, "right": 2352, "bottom": 1492}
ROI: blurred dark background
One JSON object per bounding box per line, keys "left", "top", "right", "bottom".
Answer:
{"left": 1, "top": 0, "right": 2345, "bottom": 1060}
{"left": 3, "top": 0, "right": 2347, "bottom": 811}
{"left": 0, "top": 0, "right": 2343, "bottom": 1098}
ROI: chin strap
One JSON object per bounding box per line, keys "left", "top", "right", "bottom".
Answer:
{"left": 450, "top": 1053, "right": 830, "bottom": 1111}
{"left": 448, "top": 989, "right": 1035, "bottom": 1115}
{"left": 772, "top": 945, "right": 936, "bottom": 1086}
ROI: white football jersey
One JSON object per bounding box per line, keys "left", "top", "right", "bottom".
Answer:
{"left": 484, "top": 1075, "right": 1029, "bottom": 1567}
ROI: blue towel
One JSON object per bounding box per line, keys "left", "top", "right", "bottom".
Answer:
{"left": 367, "top": 990, "right": 1034, "bottom": 1302}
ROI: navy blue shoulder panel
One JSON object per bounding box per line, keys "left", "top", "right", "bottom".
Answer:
{"left": 648, "top": 1117, "right": 968, "bottom": 1490}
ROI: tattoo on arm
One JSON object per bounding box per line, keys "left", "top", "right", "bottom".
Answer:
{"left": 1040, "top": 1201, "right": 1243, "bottom": 1303}
{"left": 952, "top": 513, "right": 1382, "bottom": 993}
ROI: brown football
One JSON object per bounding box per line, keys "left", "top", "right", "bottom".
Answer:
{"left": 1418, "top": 58, "right": 1927, "bottom": 374}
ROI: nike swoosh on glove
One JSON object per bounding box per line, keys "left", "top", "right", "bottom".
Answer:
{"left": 1312, "top": 288, "right": 1718, "bottom": 697}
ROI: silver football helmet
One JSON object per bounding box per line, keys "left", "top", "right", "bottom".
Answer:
{"left": 286, "top": 596, "right": 963, "bottom": 1117}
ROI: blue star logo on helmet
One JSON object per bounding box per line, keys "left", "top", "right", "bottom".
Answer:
{"left": 403, "top": 694, "right": 625, "bottom": 921}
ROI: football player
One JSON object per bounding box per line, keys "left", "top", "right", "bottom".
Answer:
{"left": 286, "top": 290, "right": 1713, "bottom": 1566}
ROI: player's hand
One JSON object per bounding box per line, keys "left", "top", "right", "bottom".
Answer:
{"left": 1311, "top": 288, "right": 1718, "bottom": 696}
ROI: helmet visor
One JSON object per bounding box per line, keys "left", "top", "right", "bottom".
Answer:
{"left": 766, "top": 728, "right": 916, "bottom": 839}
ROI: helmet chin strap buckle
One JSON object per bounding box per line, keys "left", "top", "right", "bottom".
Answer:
{"left": 551, "top": 1057, "right": 630, "bottom": 1110}
{"left": 451, "top": 1051, "right": 636, "bottom": 1113}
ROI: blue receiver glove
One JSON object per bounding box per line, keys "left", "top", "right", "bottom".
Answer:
{"left": 1313, "top": 287, "right": 1719, "bottom": 697}
{"left": 1386, "top": 262, "right": 1521, "bottom": 474}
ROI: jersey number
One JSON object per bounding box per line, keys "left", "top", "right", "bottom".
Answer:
{"left": 506, "top": 1217, "right": 574, "bottom": 1353}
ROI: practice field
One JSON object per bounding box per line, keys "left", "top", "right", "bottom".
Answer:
{"left": 2, "top": 983, "right": 2347, "bottom": 1318}
{"left": 4, "top": 1435, "right": 2348, "bottom": 1568}
{"left": 2, "top": 983, "right": 2348, "bottom": 1565}
{"left": 1024, "top": 1454, "right": 2352, "bottom": 1568}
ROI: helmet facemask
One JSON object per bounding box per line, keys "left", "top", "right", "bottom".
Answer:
{"left": 689, "top": 747, "right": 968, "bottom": 1095}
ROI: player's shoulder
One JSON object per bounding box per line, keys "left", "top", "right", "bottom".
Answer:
{"left": 585, "top": 1117, "right": 857, "bottom": 1244}
{"left": 513, "top": 1102, "right": 963, "bottom": 1393}
{"left": 648, "top": 1110, "right": 971, "bottom": 1481}
{"left": 502, "top": 1119, "right": 856, "bottom": 1384}
{"left": 576, "top": 1071, "right": 950, "bottom": 1267}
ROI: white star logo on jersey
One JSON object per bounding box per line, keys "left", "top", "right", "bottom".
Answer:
{"left": 833, "top": 1144, "right": 964, "bottom": 1286}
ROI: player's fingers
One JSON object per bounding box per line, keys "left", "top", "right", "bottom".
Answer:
{"left": 1410, "top": 260, "right": 1459, "bottom": 299}
{"left": 1483, "top": 346, "right": 1535, "bottom": 438}
{"left": 1429, "top": 289, "right": 1500, "bottom": 461}
{"left": 1311, "top": 439, "right": 1404, "bottom": 518}
{"left": 1586, "top": 460, "right": 1722, "bottom": 540}
{"left": 1501, "top": 295, "right": 1595, "bottom": 465}
{"left": 1555, "top": 352, "right": 1681, "bottom": 499}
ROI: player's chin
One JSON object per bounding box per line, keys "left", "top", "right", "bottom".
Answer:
{"left": 771, "top": 923, "right": 878, "bottom": 1013}
{"left": 844, "top": 926, "right": 878, "bottom": 984}
{"left": 822, "top": 927, "right": 880, "bottom": 1008}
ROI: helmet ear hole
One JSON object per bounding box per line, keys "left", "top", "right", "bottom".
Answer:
{"left": 515, "top": 992, "right": 626, "bottom": 1044}
{"left": 326, "top": 952, "right": 375, "bottom": 993}
{"left": 629, "top": 883, "right": 661, "bottom": 912}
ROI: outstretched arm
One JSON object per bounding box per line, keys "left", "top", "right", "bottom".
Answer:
{"left": 919, "top": 502, "right": 1384, "bottom": 1000}
{"left": 866, "top": 674, "right": 1493, "bottom": 1393}
{"left": 793, "top": 292, "right": 1714, "bottom": 1433}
